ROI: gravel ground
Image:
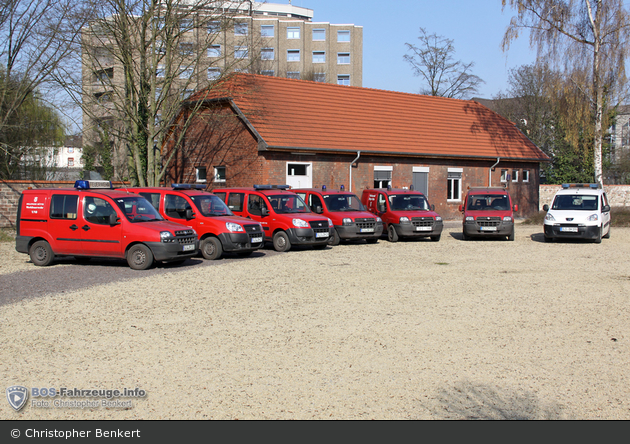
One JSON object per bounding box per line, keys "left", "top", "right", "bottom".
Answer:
{"left": 1, "top": 224, "right": 629, "bottom": 420}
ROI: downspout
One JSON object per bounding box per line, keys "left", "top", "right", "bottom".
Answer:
{"left": 349, "top": 151, "right": 361, "bottom": 192}
{"left": 489, "top": 157, "right": 500, "bottom": 187}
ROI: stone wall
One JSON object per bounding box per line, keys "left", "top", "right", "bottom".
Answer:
{"left": 539, "top": 185, "right": 630, "bottom": 210}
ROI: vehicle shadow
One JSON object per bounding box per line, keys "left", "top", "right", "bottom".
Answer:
{"left": 530, "top": 232, "right": 547, "bottom": 243}
{"left": 419, "top": 380, "right": 570, "bottom": 420}
{"left": 449, "top": 232, "right": 508, "bottom": 242}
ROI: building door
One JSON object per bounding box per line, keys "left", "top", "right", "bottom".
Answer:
{"left": 286, "top": 162, "right": 312, "bottom": 188}
{"left": 412, "top": 168, "right": 429, "bottom": 196}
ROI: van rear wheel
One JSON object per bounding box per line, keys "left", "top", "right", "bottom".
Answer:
{"left": 29, "top": 240, "right": 54, "bottom": 266}
{"left": 127, "top": 244, "right": 154, "bottom": 270}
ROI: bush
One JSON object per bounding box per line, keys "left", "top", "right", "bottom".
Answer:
{"left": 523, "top": 207, "right": 630, "bottom": 227}
{"left": 0, "top": 228, "right": 16, "bottom": 243}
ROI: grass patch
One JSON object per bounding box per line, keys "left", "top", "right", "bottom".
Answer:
{"left": 522, "top": 207, "right": 630, "bottom": 227}
{"left": 0, "top": 228, "right": 16, "bottom": 243}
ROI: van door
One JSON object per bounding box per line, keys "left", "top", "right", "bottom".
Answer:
{"left": 80, "top": 196, "right": 122, "bottom": 257}
{"left": 48, "top": 194, "right": 82, "bottom": 255}
{"left": 161, "top": 193, "right": 197, "bottom": 231}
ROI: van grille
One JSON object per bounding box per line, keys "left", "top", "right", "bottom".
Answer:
{"left": 411, "top": 217, "right": 434, "bottom": 228}
{"left": 309, "top": 220, "right": 329, "bottom": 229}
{"left": 175, "top": 229, "right": 197, "bottom": 245}
{"left": 476, "top": 217, "right": 501, "bottom": 227}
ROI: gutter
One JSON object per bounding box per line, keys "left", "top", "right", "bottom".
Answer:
{"left": 349, "top": 151, "right": 360, "bottom": 192}
{"left": 489, "top": 157, "right": 500, "bottom": 187}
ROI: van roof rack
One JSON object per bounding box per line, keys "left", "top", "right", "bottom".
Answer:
{"left": 253, "top": 184, "right": 291, "bottom": 190}
{"left": 172, "top": 183, "right": 207, "bottom": 190}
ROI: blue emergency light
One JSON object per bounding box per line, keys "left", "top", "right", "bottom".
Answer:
{"left": 74, "top": 180, "right": 113, "bottom": 190}
{"left": 322, "top": 185, "right": 327, "bottom": 190}
{"left": 254, "top": 184, "right": 291, "bottom": 190}
{"left": 172, "top": 183, "right": 206, "bottom": 190}
{"left": 340, "top": 185, "right": 344, "bottom": 191}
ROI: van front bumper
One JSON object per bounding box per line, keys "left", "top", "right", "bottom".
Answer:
{"left": 394, "top": 221, "right": 443, "bottom": 238}
{"left": 145, "top": 240, "right": 199, "bottom": 262}
{"left": 286, "top": 227, "right": 332, "bottom": 245}
{"left": 218, "top": 232, "right": 264, "bottom": 252}
{"left": 544, "top": 224, "right": 600, "bottom": 240}
{"left": 335, "top": 223, "right": 384, "bottom": 240}
{"left": 464, "top": 220, "right": 513, "bottom": 237}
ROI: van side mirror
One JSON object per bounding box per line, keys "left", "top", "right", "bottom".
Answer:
{"left": 513, "top": 204, "right": 518, "bottom": 212}
{"left": 185, "top": 208, "right": 195, "bottom": 220}
{"left": 314, "top": 206, "right": 323, "bottom": 214}
{"left": 377, "top": 204, "right": 386, "bottom": 212}
{"left": 431, "top": 204, "right": 435, "bottom": 211}
{"left": 543, "top": 204, "right": 549, "bottom": 211}
{"left": 108, "top": 213, "right": 120, "bottom": 225}
{"left": 261, "top": 206, "right": 268, "bottom": 216}
{"left": 602, "top": 204, "right": 610, "bottom": 213}
{"left": 458, "top": 205, "right": 463, "bottom": 212}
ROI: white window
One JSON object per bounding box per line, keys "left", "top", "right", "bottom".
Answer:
{"left": 179, "top": 67, "right": 193, "bottom": 79}
{"left": 214, "top": 166, "right": 226, "bottom": 183}
{"left": 312, "top": 51, "right": 325, "bottom": 63}
{"left": 207, "top": 45, "right": 221, "bottom": 57}
{"left": 261, "top": 25, "right": 274, "bottom": 37}
{"left": 261, "top": 47, "right": 274, "bottom": 60}
{"left": 235, "top": 22, "right": 248, "bottom": 36}
{"left": 68, "top": 158, "right": 74, "bottom": 167}
{"left": 287, "top": 71, "right": 300, "bottom": 80}
{"left": 512, "top": 169, "right": 519, "bottom": 182}
{"left": 523, "top": 170, "right": 530, "bottom": 183}
{"left": 261, "top": 70, "right": 274, "bottom": 76}
{"left": 68, "top": 147, "right": 74, "bottom": 153}
{"left": 337, "top": 30, "right": 350, "bottom": 42}
{"left": 235, "top": 46, "right": 248, "bottom": 59}
{"left": 313, "top": 72, "right": 325, "bottom": 82}
{"left": 312, "top": 28, "right": 325, "bottom": 41}
{"left": 337, "top": 75, "right": 350, "bottom": 86}
{"left": 287, "top": 49, "right": 300, "bottom": 62}
{"left": 374, "top": 166, "right": 392, "bottom": 188}
{"left": 501, "top": 169, "right": 508, "bottom": 182}
{"left": 180, "top": 42, "right": 194, "bottom": 56}
{"left": 207, "top": 67, "right": 221, "bottom": 80}
{"left": 337, "top": 52, "right": 350, "bottom": 64}
{"left": 196, "top": 166, "right": 207, "bottom": 183}
{"left": 447, "top": 169, "right": 462, "bottom": 201}
{"left": 287, "top": 27, "right": 300, "bottom": 39}
{"left": 156, "top": 65, "right": 165, "bottom": 78}
{"left": 208, "top": 21, "right": 220, "bottom": 33}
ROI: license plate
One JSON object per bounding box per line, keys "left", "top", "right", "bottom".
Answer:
{"left": 251, "top": 237, "right": 263, "bottom": 243}
{"left": 560, "top": 227, "right": 578, "bottom": 232}
{"left": 183, "top": 244, "right": 195, "bottom": 251}
{"left": 360, "top": 228, "right": 374, "bottom": 233}
{"left": 316, "top": 232, "right": 329, "bottom": 238}
{"left": 480, "top": 226, "right": 497, "bottom": 231}
{"left": 416, "top": 226, "right": 432, "bottom": 231}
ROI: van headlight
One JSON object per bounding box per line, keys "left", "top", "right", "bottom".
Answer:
{"left": 399, "top": 216, "right": 410, "bottom": 224}
{"left": 545, "top": 213, "right": 556, "bottom": 221}
{"left": 465, "top": 216, "right": 474, "bottom": 221}
{"left": 292, "top": 218, "right": 309, "bottom": 228}
{"left": 376, "top": 217, "right": 382, "bottom": 223}
{"left": 503, "top": 216, "right": 513, "bottom": 222}
{"left": 435, "top": 216, "right": 442, "bottom": 221}
{"left": 226, "top": 222, "right": 244, "bottom": 232}
{"left": 342, "top": 218, "right": 353, "bottom": 226}
{"left": 160, "top": 231, "right": 175, "bottom": 243}
{"left": 587, "top": 213, "right": 598, "bottom": 222}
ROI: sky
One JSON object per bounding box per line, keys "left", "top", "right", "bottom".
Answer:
{"left": 292, "top": 0, "right": 538, "bottom": 99}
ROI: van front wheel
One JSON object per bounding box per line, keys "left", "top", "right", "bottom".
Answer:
{"left": 273, "top": 231, "right": 291, "bottom": 252}
{"left": 30, "top": 240, "right": 54, "bottom": 266}
{"left": 127, "top": 244, "right": 154, "bottom": 270}
{"left": 201, "top": 237, "right": 223, "bottom": 260}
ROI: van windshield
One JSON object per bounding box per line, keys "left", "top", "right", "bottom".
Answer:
{"left": 388, "top": 194, "right": 430, "bottom": 211}
{"left": 115, "top": 196, "right": 164, "bottom": 222}
{"left": 190, "top": 194, "right": 234, "bottom": 217}
{"left": 552, "top": 194, "right": 598, "bottom": 211}
{"left": 323, "top": 194, "right": 365, "bottom": 211}
{"left": 267, "top": 194, "right": 310, "bottom": 214}
{"left": 466, "top": 194, "right": 510, "bottom": 211}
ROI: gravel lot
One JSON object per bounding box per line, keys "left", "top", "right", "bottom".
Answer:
{"left": 1, "top": 224, "right": 629, "bottom": 420}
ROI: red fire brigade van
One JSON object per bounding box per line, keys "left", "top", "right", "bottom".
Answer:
{"left": 293, "top": 185, "right": 383, "bottom": 245}
{"left": 361, "top": 186, "right": 443, "bottom": 242}
{"left": 15, "top": 180, "right": 198, "bottom": 269}
{"left": 129, "top": 184, "right": 264, "bottom": 260}
{"left": 213, "top": 185, "right": 333, "bottom": 252}
{"left": 459, "top": 187, "right": 518, "bottom": 241}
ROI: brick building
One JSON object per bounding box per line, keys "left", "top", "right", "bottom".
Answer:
{"left": 164, "top": 74, "right": 549, "bottom": 219}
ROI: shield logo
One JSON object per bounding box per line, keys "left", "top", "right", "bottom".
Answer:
{"left": 6, "top": 386, "right": 28, "bottom": 411}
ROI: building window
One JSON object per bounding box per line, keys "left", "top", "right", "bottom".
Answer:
{"left": 180, "top": 42, "right": 194, "bottom": 56}
{"left": 512, "top": 169, "right": 519, "bottom": 182}
{"left": 313, "top": 72, "right": 325, "bottom": 82}
{"left": 337, "top": 30, "right": 350, "bottom": 42}
{"left": 207, "top": 45, "right": 221, "bottom": 57}
{"left": 287, "top": 71, "right": 300, "bottom": 80}
{"left": 312, "top": 51, "right": 325, "bottom": 63}
{"left": 447, "top": 169, "right": 462, "bottom": 201}
{"left": 287, "top": 49, "right": 300, "bottom": 62}
{"left": 500, "top": 169, "right": 508, "bottom": 182}
{"left": 522, "top": 170, "right": 530, "bottom": 183}
{"left": 337, "top": 52, "right": 350, "bottom": 64}
{"left": 312, "top": 28, "right": 325, "bottom": 41}
{"left": 208, "top": 21, "right": 221, "bottom": 33}
{"left": 337, "top": 75, "right": 350, "bottom": 86}
{"left": 374, "top": 166, "right": 392, "bottom": 188}
{"left": 179, "top": 67, "right": 193, "bottom": 79}
{"left": 180, "top": 19, "right": 193, "bottom": 32}
{"left": 235, "top": 46, "right": 248, "bottom": 59}
{"left": 261, "top": 47, "right": 274, "bottom": 60}
{"left": 68, "top": 147, "right": 74, "bottom": 153}
{"left": 68, "top": 158, "right": 74, "bottom": 167}
{"left": 261, "top": 24, "right": 274, "bottom": 37}
{"left": 181, "top": 89, "right": 194, "bottom": 99}
{"left": 287, "top": 27, "right": 300, "bottom": 39}
{"left": 261, "top": 70, "right": 274, "bottom": 76}
{"left": 156, "top": 65, "right": 165, "bottom": 78}
{"left": 214, "top": 166, "right": 226, "bottom": 183}
{"left": 235, "top": 22, "right": 248, "bottom": 36}
{"left": 94, "top": 68, "right": 113, "bottom": 83}
{"left": 196, "top": 166, "right": 207, "bottom": 183}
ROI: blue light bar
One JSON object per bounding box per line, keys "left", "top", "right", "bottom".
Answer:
{"left": 74, "top": 180, "right": 113, "bottom": 189}
{"left": 322, "top": 185, "right": 327, "bottom": 191}
{"left": 254, "top": 184, "right": 290, "bottom": 190}
{"left": 340, "top": 185, "right": 344, "bottom": 191}
{"left": 562, "top": 183, "right": 601, "bottom": 189}
{"left": 172, "top": 183, "right": 206, "bottom": 190}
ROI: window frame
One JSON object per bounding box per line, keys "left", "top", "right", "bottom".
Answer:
{"left": 261, "top": 47, "right": 275, "bottom": 60}
{"left": 235, "top": 22, "right": 249, "bottom": 36}
{"left": 522, "top": 169, "right": 530, "bottom": 183}
{"left": 312, "top": 51, "right": 325, "bottom": 63}
{"left": 260, "top": 24, "right": 274, "bottom": 37}
{"left": 312, "top": 28, "right": 326, "bottom": 41}
{"left": 287, "top": 26, "right": 300, "bottom": 39}
{"left": 287, "top": 49, "right": 300, "bottom": 62}
{"left": 207, "top": 44, "right": 221, "bottom": 58}
{"left": 214, "top": 166, "right": 226, "bottom": 183}
{"left": 337, "top": 30, "right": 351, "bottom": 42}
{"left": 196, "top": 166, "right": 207, "bottom": 183}
{"left": 337, "top": 74, "right": 350, "bottom": 86}
{"left": 447, "top": 169, "right": 463, "bottom": 202}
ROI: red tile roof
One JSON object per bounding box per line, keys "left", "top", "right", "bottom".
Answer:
{"left": 188, "top": 74, "right": 549, "bottom": 161}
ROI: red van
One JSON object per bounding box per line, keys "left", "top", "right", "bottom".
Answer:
{"left": 361, "top": 187, "right": 443, "bottom": 242}
{"left": 15, "top": 180, "right": 198, "bottom": 269}
{"left": 213, "top": 185, "right": 333, "bottom": 252}
{"left": 459, "top": 187, "right": 518, "bottom": 241}
{"left": 293, "top": 186, "right": 383, "bottom": 245}
{"left": 129, "top": 184, "right": 264, "bottom": 260}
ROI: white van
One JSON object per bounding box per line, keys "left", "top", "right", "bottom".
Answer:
{"left": 543, "top": 183, "right": 611, "bottom": 243}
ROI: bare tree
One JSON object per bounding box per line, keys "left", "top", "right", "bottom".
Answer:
{"left": 502, "top": 0, "right": 630, "bottom": 185}
{"left": 403, "top": 27, "right": 484, "bottom": 99}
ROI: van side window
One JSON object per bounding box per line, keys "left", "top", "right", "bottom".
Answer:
{"left": 309, "top": 194, "right": 323, "bottom": 210}
{"left": 84, "top": 197, "right": 116, "bottom": 225}
{"left": 164, "top": 194, "right": 191, "bottom": 219}
{"left": 227, "top": 193, "right": 244, "bottom": 212}
{"left": 139, "top": 192, "right": 161, "bottom": 211}
{"left": 377, "top": 193, "right": 387, "bottom": 211}
{"left": 50, "top": 195, "right": 78, "bottom": 220}
{"left": 248, "top": 194, "right": 266, "bottom": 216}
